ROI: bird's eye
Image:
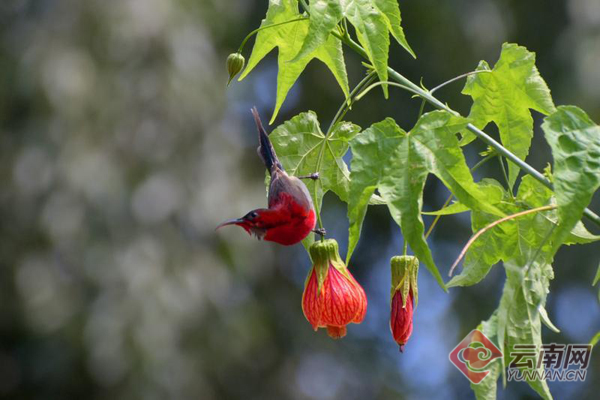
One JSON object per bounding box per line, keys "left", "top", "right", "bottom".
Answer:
{"left": 247, "top": 211, "right": 258, "bottom": 219}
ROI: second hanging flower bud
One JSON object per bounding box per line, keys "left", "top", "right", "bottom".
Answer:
{"left": 390, "top": 255, "right": 419, "bottom": 352}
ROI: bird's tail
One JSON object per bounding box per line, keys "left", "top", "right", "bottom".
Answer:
{"left": 252, "top": 107, "right": 283, "bottom": 174}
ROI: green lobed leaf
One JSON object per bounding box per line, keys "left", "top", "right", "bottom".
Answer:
{"left": 563, "top": 221, "right": 600, "bottom": 245}
{"left": 347, "top": 118, "right": 406, "bottom": 262}
{"left": 446, "top": 181, "right": 510, "bottom": 288}
{"left": 449, "top": 172, "right": 598, "bottom": 289}
{"left": 508, "top": 178, "right": 561, "bottom": 266}
{"left": 540, "top": 210, "right": 600, "bottom": 245}
{"left": 408, "top": 112, "right": 504, "bottom": 218}
{"left": 422, "top": 180, "right": 504, "bottom": 217}
{"left": 496, "top": 197, "right": 556, "bottom": 396}
{"left": 269, "top": 111, "right": 359, "bottom": 204}
{"left": 292, "top": 0, "right": 343, "bottom": 62}
{"left": 460, "top": 178, "right": 558, "bottom": 398}
{"left": 497, "top": 256, "right": 554, "bottom": 400}
{"left": 462, "top": 43, "right": 556, "bottom": 187}
{"left": 378, "top": 120, "right": 441, "bottom": 288}
{"left": 239, "top": 0, "right": 350, "bottom": 123}
{"left": 517, "top": 175, "right": 554, "bottom": 207}
{"left": 341, "top": 0, "right": 390, "bottom": 97}
{"left": 348, "top": 111, "right": 503, "bottom": 289}
{"left": 448, "top": 176, "right": 555, "bottom": 288}
{"left": 347, "top": 117, "right": 444, "bottom": 285}
{"left": 459, "top": 176, "right": 559, "bottom": 399}
{"left": 542, "top": 105, "right": 600, "bottom": 254}
{"left": 372, "top": 0, "right": 415, "bottom": 58}
{"left": 268, "top": 112, "right": 359, "bottom": 252}
{"left": 514, "top": 175, "right": 598, "bottom": 245}
{"left": 296, "top": 0, "right": 417, "bottom": 98}
{"left": 300, "top": 0, "right": 415, "bottom": 62}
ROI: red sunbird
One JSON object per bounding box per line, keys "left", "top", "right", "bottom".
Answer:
{"left": 217, "top": 107, "right": 317, "bottom": 245}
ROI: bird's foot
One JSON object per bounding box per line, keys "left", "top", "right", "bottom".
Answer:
{"left": 298, "top": 172, "right": 319, "bottom": 180}
{"left": 312, "top": 228, "right": 326, "bottom": 238}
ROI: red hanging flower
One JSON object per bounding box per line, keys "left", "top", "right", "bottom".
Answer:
{"left": 389, "top": 255, "right": 419, "bottom": 352}
{"left": 302, "top": 239, "right": 367, "bottom": 339}
{"left": 391, "top": 289, "right": 414, "bottom": 351}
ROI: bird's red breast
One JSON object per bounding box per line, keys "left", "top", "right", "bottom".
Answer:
{"left": 260, "top": 192, "right": 316, "bottom": 245}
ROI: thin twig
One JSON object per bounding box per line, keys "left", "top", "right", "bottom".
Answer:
{"left": 448, "top": 205, "right": 557, "bottom": 276}
{"left": 416, "top": 99, "right": 426, "bottom": 120}
{"left": 424, "top": 194, "right": 454, "bottom": 240}
{"left": 237, "top": 17, "right": 308, "bottom": 53}
{"left": 497, "top": 156, "right": 515, "bottom": 199}
{"left": 354, "top": 81, "right": 420, "bottom": 101}
{"left": 317, "top": 70, "right": 377, "bottom": 235}
{"left": 317, "top": 71, "right": 376, "bottom": 229}
{"left": 430, "top": 70, "right": 491, "bottom": 94}
{"left": 417, "top": 71, "right": 489, "bottom": 119}
{"left": 326, "top": 71, "right": 377, "bottom": 135}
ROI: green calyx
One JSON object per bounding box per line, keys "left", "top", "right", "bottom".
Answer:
{"left": 310, "top": 239, "right": 351, "bottom": 291}
{"left": 390, "top": 255, "right": 419, "bottom": 308}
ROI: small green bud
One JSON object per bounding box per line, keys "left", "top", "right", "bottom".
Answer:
{"left": 226, "top": 52, "right": 245, "bottom": 86}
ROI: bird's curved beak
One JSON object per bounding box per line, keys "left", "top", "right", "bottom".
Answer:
{"left": 216, "top": 218, "right": 244, "bottom": 230}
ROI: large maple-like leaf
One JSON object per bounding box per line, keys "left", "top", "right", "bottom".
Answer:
{"left": 269, "top": 111, "right": 360, "bottom": 251}
{"left": 462, "top": 43, "right": 556, "bottom": 188}
{"left": 347, "top": 111, "right": 503, "bottom": 289}
{"left": 542, "top": 106, "right": 600, "bottom": 253}
{"left": 238, "top": 0, "right": 349, "bottom": 123}
{"left": 293, "top": 0, "right": 415, "bottom": 98}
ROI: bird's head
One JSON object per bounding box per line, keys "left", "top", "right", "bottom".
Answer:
{"left": 216, "top": 209, "right": 267, "bottom": 240}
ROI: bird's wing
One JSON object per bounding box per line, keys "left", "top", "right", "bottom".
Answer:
{"left": 268, "top": 170, "right": 314, "bottom": 211}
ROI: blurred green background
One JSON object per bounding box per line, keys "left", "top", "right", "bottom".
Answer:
{"left": 0, "top": 0, "right": 599, "bottom": 399}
